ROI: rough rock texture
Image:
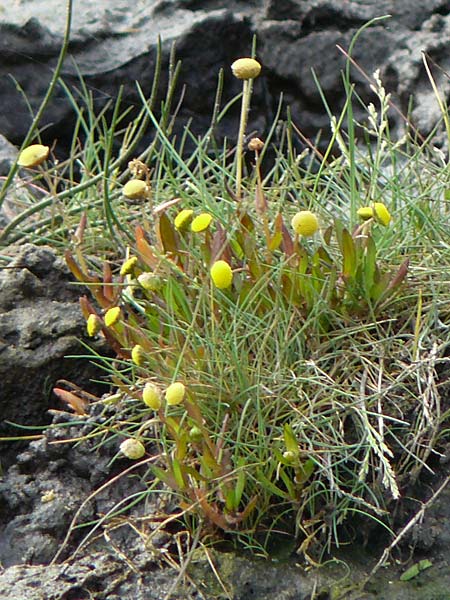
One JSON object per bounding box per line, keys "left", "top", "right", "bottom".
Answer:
{"left": 0, "top": 244, "right": 106, "bottom": 465}
{"left": 1, "top": 1, "right": 450, "bottom": 155}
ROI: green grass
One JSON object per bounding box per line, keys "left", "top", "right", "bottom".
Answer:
{"left": 1, "top": 14, "right": 449, "bottom": 571}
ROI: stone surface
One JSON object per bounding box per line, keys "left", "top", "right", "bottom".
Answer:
{"left": 1, "top": 1, "right": 450, "bottom": 153}
{"left": 0, "top": 244, "right": 106, "bottom": 465}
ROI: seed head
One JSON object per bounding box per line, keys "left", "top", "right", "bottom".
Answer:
{"left": 210, "top": 260, "right": 233, "bottom": 289}
{"left": 291, "top": 211, "right": 319, "bottom": 237}
{"left": 248, "top": 137, "right": 264, "bottom": 152}
{"left": 17, "top": 144, "right": 50, "bottom": 168}
{"left": 142, "top": 383, "right": 162, "bottom": 410}
{"left": 165, "top": 382, "right": 186, "bottom": 406}
{"left": 231, "top": 58, "right": 262, "bottom": 80}
{"left": 120, "top": 438, "right": 145, "bottom": 460}
{"left": 191, "top": 213, "right": 213, "bottom": 232}
{"left": 122, "top": 179, "right": 148, "bottom": 199}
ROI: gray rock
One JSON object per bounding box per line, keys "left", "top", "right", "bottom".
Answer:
{"left": 0, "top": 244, "right": 105, "bottom": 466}
{"left": 0, "top": 134, "right": 17, "bottom": 176}
{"left": 1, "top": 0, "right": 450, "bottom": 154}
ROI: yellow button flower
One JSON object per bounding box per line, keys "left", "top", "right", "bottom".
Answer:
{"left": 357, "top": 207, "right": 374, "bottom": 220}
{"left": 191, "top": 213, "right": 213, "bottom": 232}
{"left": 291, "top": 211, "right": 319, "bottom": 237}
{"left": 119, "top": 438, "right": 145, "bottom": 460}
{"left": 231, "top": 58, "right": 262, "bottom": 80}
{"left": 86, "top": 313, "right": 101, "bottom": 337}
{"left": 104, "top": 306, "right": 122, "bottom": 327}
{"left": 210, "top": 260, "right": 233, "bottom": 289}
{"left": 120, "top": 256, "right": 138, "bottom": 276}
{"left": 165, "top": 382, "right": 186, "bottom": 406}
{"left": 174, "top": 209, "right": 194, "bottom": 230}
{"left": 373, "top": 202, "right": 391, "bottom": 226}
{"left": 17, "top": 144, "right": 49, "bottom": 168}
{"left": 142, "top": 383, "right": 162, "bottom": 410}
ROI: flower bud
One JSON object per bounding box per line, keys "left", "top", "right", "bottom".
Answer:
{"left": 131, "top": 344, "right": 146, "bottom": 366}
{"left": 291, "top": 211, "right": 319, "bottom": 237}
{"left": 17, "top": 144, "right": 50, "bottom": 168}
{"left": 191, "top": 213, "right": 213, "bottom": 233}
{"left": 138, "top": 272, "right": 162, "bottom": 292}
{"left": 165, "top": 382, "right": 186, "bottom": 406}
{"left": 86, "top": 313, "right": 102, "bottom": 337}
{"left": 120, "top": 438, "right": 145, "bottom": 460}
{"left": 123, "top": 179, "right": 149, "bottom": 199}
{"left": 248, "top": 137, "right": 264, "bottom": 152}
{"left": 231, "top": 58, "right": 262, "bottom": 80}
{"left": 210, "top": 260, "right": 233, "bottom": 289}
{"left": 104, "top": 306, "right": 122, "bottom": 327}
{"left": 189, "top": 426, "right": 203, "bottom": 442}
{"left": 142, "top": 383, "right": 162, "bottom": 410}
{"left": 373, "top": 202, "right": 391, "bottom": 226}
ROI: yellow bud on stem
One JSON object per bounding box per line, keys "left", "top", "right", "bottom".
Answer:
{"left": 291, "top": 211, "right": 319, "bottom": 237}
{"left": 104, "top": 306, "right": 122, "bottom": 327}
{"left": 210, "top": 260, "right": 233, "bottom": 289}
{"left": 142, "top": 383, "right": 162, "bottom": 410}
{"left": 165, "top": 382, "right": 186, "bottom": 406}
{"left": 17, "top": 144, "right": 50, "bottom": 168}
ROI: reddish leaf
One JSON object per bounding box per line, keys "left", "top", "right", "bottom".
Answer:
{"left": 53, "top": 388, "right": 88, "bottom": 415}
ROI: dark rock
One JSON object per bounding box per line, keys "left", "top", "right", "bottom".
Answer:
{"left": 1, "top": 1, "right": 450, "bottom": 155}
{"left": 0, "top": 244, "right": 106, "bottom": 466}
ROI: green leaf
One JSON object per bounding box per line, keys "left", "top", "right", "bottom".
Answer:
{"left": 172, "top": 457, "right": 186, "bottom": 490}
{"left": 283, "top": 424, "right": 299, "bottom": 457}
{"left": 157, "top": 212, "right": 179, "bottom": 255}
{"left": 400, "top": 559, "right": 432, "bottom": 581}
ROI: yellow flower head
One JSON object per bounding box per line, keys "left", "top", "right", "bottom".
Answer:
{"left": 120, "top": 256, "right": 138, "bottom": 276}
{"left": 191, "top": 213, "right": 213, "bottom": 232}
{"left": 291, "top": 211, "right": 319, "bottom": 237}
{"left": 210, "top": 260, "right": 233, "bottom": 289}
{"left": 231, "top": 58, "right": 262, "bottom": 80}
{"left": 373, "top": 202, "right": 391, "bottom": 226}
{"left": 104, "top": 306, "right": 122, "bottom": 327}
{"left": 17, "top": 144, "right": 49, "bottom": 168}
{"left": 138, "top": 272, "right": 161, "bottom": 292}
{"left": 86, "top": 313, "right": 102, "bottom": 337}
{"left": 165, "top": 382, "right": 186, "bottom": 406}
{"left": 122, "top": 179, "right": 148, "bottom": 199}
{"left": 119, "top": 438, "right": 145, "bottom": 460}
{"left": 142, "top": 382, "right": 162, "bottom": 410}
{"left": 131, "top": 344, "right": 146, "bottom": 366}
{"left": 174, "top": 209, "right": 194, "bottom": 230}
{"left": 357, "top": 206, "right": 374, "bottom": 220}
